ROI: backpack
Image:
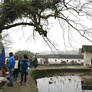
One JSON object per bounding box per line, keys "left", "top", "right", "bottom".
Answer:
{"left": 22, "top": 60, "right": 28, "bottom": 72}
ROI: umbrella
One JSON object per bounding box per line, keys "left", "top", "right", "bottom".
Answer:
{"left": 0, "top": 48, "right": 5, "bottom": 67}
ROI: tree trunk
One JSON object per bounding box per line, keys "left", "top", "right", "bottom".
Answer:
{"left": 0, "top": 34, "right": 3, "bottom": 53}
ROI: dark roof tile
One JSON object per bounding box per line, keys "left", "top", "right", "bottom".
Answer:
{"left": 37, "top": 54, "right": 83, "bottom": 59}
{"left": 82, "top": 45, "right": 92, "bottom": 52}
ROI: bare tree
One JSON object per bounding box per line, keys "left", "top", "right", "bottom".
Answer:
{"left": 0, "top": 0, "right": 92, "bottom": 51}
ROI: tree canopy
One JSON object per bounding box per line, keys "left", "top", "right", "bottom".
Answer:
{"left": 14, "top": 50, "right": 34, "bottom": 58}
{"left": 0, "top": 0, "right": 92, "bottom": 43}
{"left": 0, "top": 0, "right": 61, "bottom": 36}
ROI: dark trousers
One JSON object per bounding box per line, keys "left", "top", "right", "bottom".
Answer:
{"left": 20, "top": 71, "right": 28, "bottom": 84}
{"left": 13, "top": 69, "right": 19, "bottom": 81}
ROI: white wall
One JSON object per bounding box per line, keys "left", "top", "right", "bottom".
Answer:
{"left": 48, "top": 58, "right": 61, "bottom": 64}
{"left": 37, "top": 58, "right": 84, "bottom": 64}
{"left": 84, "top": 52, "right": 92, "bottom": 66}
{"left": 37, "top": 58, "right": 46, "bottom": 64}
{"left": 48, "top": 58, "right": 84, "bottom": 64}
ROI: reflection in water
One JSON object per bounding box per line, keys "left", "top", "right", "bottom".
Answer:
{"left": 37, "top": 76, "right": 92, "bottom": 92}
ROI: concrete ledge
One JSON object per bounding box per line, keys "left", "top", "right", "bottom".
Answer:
{"left": 31, "top": 68, "right": 92, "bottom": 79}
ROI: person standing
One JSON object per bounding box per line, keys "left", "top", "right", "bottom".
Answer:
{"left": 13, "top": 56, "right": 19, "bottom": 81}
{"left": 20, "top": 55, "right": 30, "bottom": 85}
{"left": 18, "top": 57, "right": 22, "bottom": 72}
{"left": 32, "top": 56, "right": 38, "bottom": 68}
{"left": 7, "top": 52, "right": 15, "bottom": 87}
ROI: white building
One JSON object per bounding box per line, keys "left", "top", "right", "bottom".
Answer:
{"left": 37, "top": 54, "right": 84, "bottom": 64}
{"left": 82, "top": 45, "right": 92, "bottom": 66}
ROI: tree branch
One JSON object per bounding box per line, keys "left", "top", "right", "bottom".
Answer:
{"left": 0, "top": 22, "right": 34, "bottom": 32}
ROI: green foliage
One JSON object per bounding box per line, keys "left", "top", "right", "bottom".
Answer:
{"left": 0, "top": 0, "right": 61, "bottom": 35}
{"left": 0, "top": 34, "right": 2, "bottom": 40}
{"left": 0, "top": 0, "right": 60, "bottom": 24}
{"left": 14, "top": 50, "right": 34, "bottom": 58}
{"left": 1, "top": 0, "right": 28, "bottom": 24}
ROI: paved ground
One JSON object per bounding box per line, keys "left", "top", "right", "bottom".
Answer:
{"left": 2, "top": 72, "right": 37, "bottom": 92}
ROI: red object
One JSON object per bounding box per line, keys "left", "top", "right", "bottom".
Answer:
{"left": 88, "top": 64, "right": 90, "bottom": 66}
{"left": 85, "top": 50, "right": 88, "bottom": 54}
{"left": 5, "top": 72, "right": 9, "bottom": 76}
{"left": 7, "top": 77, "right": 10, "bottom": 80}
{"left": 0, "top": 73, "right": 2, "bottom": 76}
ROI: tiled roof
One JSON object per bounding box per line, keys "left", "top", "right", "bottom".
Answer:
{"left": 82, "top": 45, "right": 92, "bottom": 52}
{"left": 37, "top": 54, "right": 83, "bottom": 59}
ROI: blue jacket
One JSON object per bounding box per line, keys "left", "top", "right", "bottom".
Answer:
{"left": 7, "top": 56, "right": 15, "bottom": 69}
{"left": 20, "top": 59, "right": 30, "bottom": 73}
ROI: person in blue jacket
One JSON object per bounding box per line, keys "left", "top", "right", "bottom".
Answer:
{"left": 20, "top": 54, "right": 30, "bottom": 85}
{"left": 7, "top": 52, "right": 15, "bottom": 87}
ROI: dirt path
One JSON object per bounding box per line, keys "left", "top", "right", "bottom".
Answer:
{"left": 2, "top": 72, "right": 38, "bottom": 92}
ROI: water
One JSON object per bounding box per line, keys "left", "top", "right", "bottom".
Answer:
{"left": 37, "top": 76, "right": 92, "bottom": 92}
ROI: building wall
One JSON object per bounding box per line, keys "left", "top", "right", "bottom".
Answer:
{"left": 84, "top": 52, "right": 92, "bottom": 66}
{"left": 37, "top": 58, "right": 84, "bottom": 64}
{"left": 48, "top": 58, "right": 84, "bottom": 64}
{"left": 37, "top": 58, "right": 48, "bottom": 64}
{"left": 48, "top": 58, "right": 61, "bottom": 64}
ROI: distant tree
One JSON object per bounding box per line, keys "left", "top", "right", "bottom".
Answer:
{"left": 14, "top": 50, "right": 34, "bottom": 58}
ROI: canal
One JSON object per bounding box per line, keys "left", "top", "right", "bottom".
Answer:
{"left": 37, "top": 76, "right": 92, "bottom": 92}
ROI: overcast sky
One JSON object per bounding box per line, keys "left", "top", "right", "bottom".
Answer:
{"left": 1, "top": 17, "right": 92, "bottom": 54}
